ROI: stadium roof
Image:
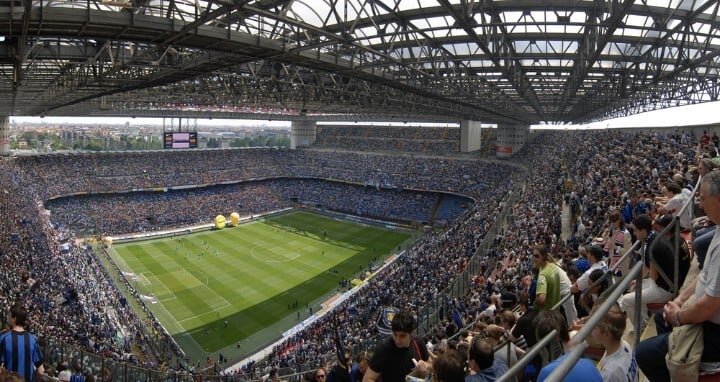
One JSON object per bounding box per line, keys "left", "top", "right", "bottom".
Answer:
{"left": 1, "top": 0, "right": 719, "bottom": 124}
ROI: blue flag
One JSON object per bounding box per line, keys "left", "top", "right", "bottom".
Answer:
{"left": 452, "top": 307, "right": 464, "bottom": 328}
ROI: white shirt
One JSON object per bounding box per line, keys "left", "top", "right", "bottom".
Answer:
{"left": 576, "top": 261, "right": 607, "bottom": 291}
{"left": 599, "top": 340, "right": 638, "bottom": 382}
{"left": 695, "top": 226, "right": 720, "bottom": 324}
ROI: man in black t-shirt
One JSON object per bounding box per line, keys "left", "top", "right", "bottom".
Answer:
{"left": 363, "top": 311, "right": 431, "bottom": 382}
{"left": 618, "top": 214, "right": 690, "bottom": 332}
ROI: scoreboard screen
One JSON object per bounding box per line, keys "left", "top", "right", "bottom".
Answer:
{"left": 164, "top": 132, "right": 197, "bottom": 149}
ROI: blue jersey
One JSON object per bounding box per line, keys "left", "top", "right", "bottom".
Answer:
{"left": 0, "top": 330, "right": 44, "bottom": 382}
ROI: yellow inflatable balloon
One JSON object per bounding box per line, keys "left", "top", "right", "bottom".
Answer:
{"left": 214, "top": 215, "right": 226, "bottom": 229}
{"left": 229, "top": 212, "right": 240, "bottom": 226}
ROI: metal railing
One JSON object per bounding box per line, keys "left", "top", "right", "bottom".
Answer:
{"left": 544, "top": 261, "right": 643, "bottom": 382}
{"left": 539, "top": 176, "right": 702, "bottom": 381}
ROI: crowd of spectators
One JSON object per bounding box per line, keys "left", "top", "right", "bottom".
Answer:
{"left": 313, "top": 125, "right": 461, "bottom": 155}
{"left": 1, "top": 147, "right": 521, "bottom": 380}
{"left": 2, "top": 126, "right": 713, "bottom": 382}
{"left": 412, "top": 128, "right": 710, "bottom": 381}
{"left": 45, "top": 179, "right": 471, "bottom": 236}
{"left": 46, "top": 182, "right": 284, "bottom": 235}
{"left": 13, "top": 149, "right": 517, "bottom": 201}
{"left": 0, "top": 161, "right": 158, "bottom": 377}
{"left": 267, "top": 179, "right": 467, "bottom": 223}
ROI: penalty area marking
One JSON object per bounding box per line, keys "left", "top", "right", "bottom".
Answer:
{"left": 250, "top": 247, "right": 301, "bottom": 263}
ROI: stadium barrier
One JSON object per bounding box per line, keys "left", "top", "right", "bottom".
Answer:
{"left": 105, "top": 208, "right": 294, "bottom": 244}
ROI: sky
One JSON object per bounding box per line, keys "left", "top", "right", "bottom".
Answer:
{"left": 10, "top": 100, "right": 720, "bottom": 130}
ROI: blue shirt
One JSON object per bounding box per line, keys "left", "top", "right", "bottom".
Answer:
{"left": 0, "top": 330, "right": 44, "bottom": 382}
{"left": 465, "top": 358, "right": 508, "bottom": 382}
{"left": 537, "top": 352, "right": 602, "bottom": 382}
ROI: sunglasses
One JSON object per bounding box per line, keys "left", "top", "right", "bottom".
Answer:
{"left": 317, "top": 375, "right": 326, "bottom": 379}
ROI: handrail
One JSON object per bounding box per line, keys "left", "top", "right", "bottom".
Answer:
{"left": 544, "top": 261, "right": 643, "bottom": 382}
{"left": 446, "top": 320, "right": 480, "bottom": 342}
{"left": 495, "top": 329, "right": 558, "bottom": 382}
{"left": 550, "top": 239, "right": 640, "bottom": 313}
{"left": 650, "top": 174, "right": 701, "bottom": 295}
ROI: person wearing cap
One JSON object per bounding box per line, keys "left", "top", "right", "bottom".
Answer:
{"left": 570, "top": 245, "right": 607, "bottom": 294}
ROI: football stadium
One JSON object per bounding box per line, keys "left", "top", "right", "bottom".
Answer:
{"left": 107, "top": 209, "right": 416, "bottom": 360}
{"left": 1, "top": 1, "right": 720, "bottom": 382}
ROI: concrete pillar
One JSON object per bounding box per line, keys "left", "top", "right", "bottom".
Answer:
{"left": 495, "top": 123, "right": 530, "bottom": 158}
{"left": 290, "top": 119, "right": 317, "bottom": 149}
{"left": 460, "top": 120, "right": 483, "bottom": 152}
{"left": 0, "top": 116, "right": 9, "bottom": 155}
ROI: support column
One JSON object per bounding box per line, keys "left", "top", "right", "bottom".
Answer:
{"left": 290, "top": 119, "right": 317, "bottom": 149}
{"left": 0, "top": 116, "right": 9, "bottom": 156}
{"left": 460, "top": 120, "right": 483, "bottom": 152}
{"left": 495, "top": 123, "right": 530, "bottom": 158}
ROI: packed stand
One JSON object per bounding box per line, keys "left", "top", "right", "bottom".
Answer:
{"left": 0, "top": 161, "right": 158, "bottom": 375}
{"left": 2, "top": 149, "right": 522, "bottom": 381}
{"left": 312, "top": 125, "right": 461, "bottom": 155}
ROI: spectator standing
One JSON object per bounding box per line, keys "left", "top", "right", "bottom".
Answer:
{"left": 363, "top": 311, "right": 431, "bottom": 382}
{"left": 602, "top": 210, "right": 632, "bottom": 278}
{"left": 533, "top": 245, "right": 561, "bottom": 312}
{"left": 0, "top": 304, "right": 44, "bottom": 382}
{"left": 327, "top": 348, "right": 351, "bottom": 382}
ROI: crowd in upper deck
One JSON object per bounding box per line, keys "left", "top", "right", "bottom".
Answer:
{"left": 312, "top": 125, "right": 461, "bottom": 155}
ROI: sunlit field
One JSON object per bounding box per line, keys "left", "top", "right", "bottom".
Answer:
{"left": 108, "top": 210, "right": 412, "bottom": 358}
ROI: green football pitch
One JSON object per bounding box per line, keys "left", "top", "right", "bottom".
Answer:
{"left": 107, "top": 210, "right": 413, "bottom": 360}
